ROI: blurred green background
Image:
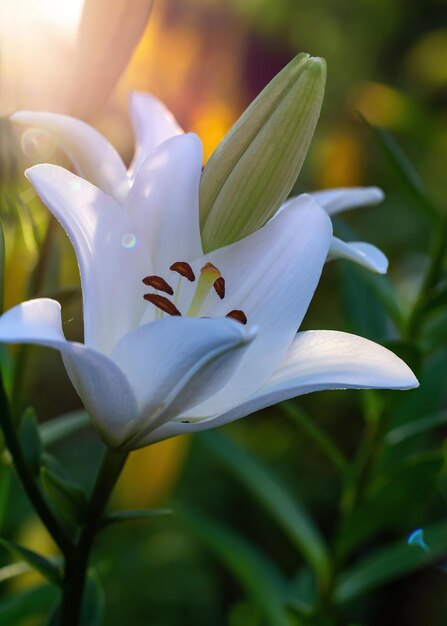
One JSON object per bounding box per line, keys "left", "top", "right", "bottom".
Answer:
{"left": 1, "top": 0, "right": 447, "bottom": 624}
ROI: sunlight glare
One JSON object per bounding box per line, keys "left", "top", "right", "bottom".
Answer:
{"left": 33, "top": 0, "right": 85, "bottom": 34}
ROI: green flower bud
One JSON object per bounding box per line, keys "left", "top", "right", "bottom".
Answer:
{"left": 199, "top": 53, "right": 326, "bottom": 252}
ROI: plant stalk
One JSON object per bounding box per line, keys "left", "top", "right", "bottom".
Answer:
{"left": 59, "top": 447, "right": 128, "bottom": 626}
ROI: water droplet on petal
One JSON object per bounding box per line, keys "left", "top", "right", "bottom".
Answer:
{"left": 121, "top": 233, "right": 137, "bottom": 249}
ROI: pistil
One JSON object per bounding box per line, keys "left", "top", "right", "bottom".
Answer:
{"left": 187, "top": 263, "right": 221, "bottom": 317}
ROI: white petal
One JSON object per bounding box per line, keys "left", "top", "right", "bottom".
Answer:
{"left": 328, "top": 237, "right": 388, "bottom": 274}
{"left": 128, "top": 92, "right": 183, "bottom": 180}
{"left": 11, "top": 111, "right": 129, "bottom": 203}
{"left": 125, "top": 134, "right": 203, "bottom": 276}
{"left": 146, "top": 329, "right": 418, "bottom": 443}
{"left": 0, "top": 299, "right": 139, "bottom": 447}
{"left": 309, "top": 186, "right": 384, "bottom": 216}
{"left": 179, "top": 195, "right": 333, "bottom": 417}
{"left": 110, "top": 316, "right": 256, "bottom": 449}
{"left": 26, "top": 165, "right": 151, "bottom": 353}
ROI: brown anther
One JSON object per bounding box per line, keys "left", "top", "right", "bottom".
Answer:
{"left": 170, "top": 261, "right": 195, "bottom": 282}
{"left": 144, "top": 293, "right": 182, "bottom": 316}
{"left": 213, "top": 277, "right": 225, "bottom": 299}
{"left": 142, "top": 275, "right": 174, "bottom": 295}
{"left": 226, "top": 310, "right": 247, "bottom": 325}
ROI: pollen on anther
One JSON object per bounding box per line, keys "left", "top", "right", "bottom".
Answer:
{"left": 170, "top": 261, "right": 195, "bottom": 282}
{"left": 213, "top": 277, "right": 225, "bottom": 299}
{"left": 226, "top": 310, "right": 247, "bottom": 324}
{"left": 144, "top": 293, "right": 182, "bottom": 316}
{"left": 142, "top": 275, "right": 174, "bottom": 295}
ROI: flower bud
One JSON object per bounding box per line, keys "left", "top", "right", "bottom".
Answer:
{"left": 199, "top": 53, "right": 326, "bottom": 252}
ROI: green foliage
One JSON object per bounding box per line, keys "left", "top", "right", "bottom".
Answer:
{"left": 101, "top": 508, "right": 172, "bottom": 527}
{"left": 19, "top": 407, "right": 44, "bottom": 476}
{"left": 0, "top": 538, "right": 61, "bottom": 586}
{"left": 40, "top": 460, "right": 87, "bottom": 527}
{"left": 81, "top": 570, "right": 106, "bottom": 626}
{"left": 0, "top": 585, "right": 58, "bottom": 624}
{"left": 180, "top": 506, "right": 292, "bottom": 626}
{"left": 202, "top": 431, "right": 331, "bottom": 588}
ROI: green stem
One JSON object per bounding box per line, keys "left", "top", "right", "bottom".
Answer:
{"left": 0, "top": 372, "right": 73, "bottom": 556}
{"left": 59, "top": 447, "right": 128, "bottom": 626}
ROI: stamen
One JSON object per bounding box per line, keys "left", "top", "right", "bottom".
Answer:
{"left": 144, "top": 293, "right": 182, "bottom": 316}
{"left": 142, "top": 275, "right": 174, "bottom": 295}
{"left": 170, "top": 261, "right": 195, "bottom": 282}
{"left": 213, "top": 277, "right": 225, "bottom": 300}
{"left": 187, "top": 263, "right": 222, "bottom": 317}
{"left": 226, "top": 310, "right": 247, "bottom": 324}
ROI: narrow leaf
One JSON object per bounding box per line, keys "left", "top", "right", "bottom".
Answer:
{"left": 102, "top": 508, "right": 172, "bottom": 527}
{"left": 40, "top": 410, "right": 90, "bottom": 447}
{"left": 386, "top": 410, "right": 447, "bottom": 445}
{"left": 40, "top": 465, "right": 87, "bottom": 525}
{"left": 201, "top": 431, "right": 331, "bottom": 586}
{"left": 335, "top": 520, "right": 447, "bottom": 604}
{"left": 180, "top": 506, "right": 290, "bottom": 626}
{"left": 0, "top": 538, "right": 61, "bottom": 586}
{"left": 361, "top": 115, "right": 438, "bottom": 223}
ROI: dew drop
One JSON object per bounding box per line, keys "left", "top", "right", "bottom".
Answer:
{"left": 121, "top": 233, "right": 137, "bottom": 249}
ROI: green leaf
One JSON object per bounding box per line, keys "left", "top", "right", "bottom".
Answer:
{"left": 40, "top": 464, "right": 87, "bottom": 525}
{"left": 102, "top": 508, "right": 172, "bottom": 527}
{"left": 19, "top": 407, "right": 44, "bottom": 475}
{"left": 81, "top": 570, "right": 105, "bottom": 626}
{"left": 40, "top": 410, "right": 90, "bottom": 447}
{"left": 386, "top": 409, "right": 447, "bottom": 445}
{"left": 281, "top": 402, "right": 348, "bottom": 475}
{"left": 0, "top": 584, "right": 58, "bottom": 623}
{"left": 361, "top": 115, "right": 438, "bottom": 223}
{"left": 199, "top": 52, "right": 326, "bottom": 251}
{"left": 0, "top": 538, "right": 62, "bottom": 585}
{"left": 180, "top": 506, "right": 291, "bottom": 626}
{"left": 201, "top": 431, "right": 331, "bottom": 587}
{"left": 0, "top": 561, "right": 31, "bottom": 583}
{"left": 337, "top": 452, "right": 444, "bottom": 556}
{"left": 335, "top": 519, "right": 447, "bottom": 604}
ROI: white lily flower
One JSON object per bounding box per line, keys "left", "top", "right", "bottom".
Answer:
{"left": 0, "top": 149, "right": 417, "bottom": 449}
{"left": 11, "top": 93, "right": 387, "bottom": 274}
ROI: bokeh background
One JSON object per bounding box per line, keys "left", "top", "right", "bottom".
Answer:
{"left": 1, "top": 0, "right": 447, "bottom": 624}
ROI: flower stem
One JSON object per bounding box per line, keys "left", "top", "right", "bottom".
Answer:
{"left": 59, "top": 447, "right": 128, "bottom": 626}
{"left": 0, "top": 371, "right": 73, "bottom": 556}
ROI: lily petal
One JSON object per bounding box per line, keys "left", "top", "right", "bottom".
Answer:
{"left": 309, "top": 186, "right": 384, "bottom": 216}
{"left": 179, "top": 195, "right": 333, "bottom": 417}
{"left": 0, "top": 298, "right": 139, "bottom": 447}
{"left": 128, "top": 92, "right": 183, "bottom": 180}
{"left": 146, "top": 329, "right": 418, "bottom": 443}
{"left": 11, "top": 111, "right": 129, "bottom": 202}
{"left": 125, "top": 133, "right": 203, "bottom": 275}
{"left": 110, "top": 316, "right": 256, "bottom": 448}
{"left": 328, "top": 237, "right": 388, "bottom": 274}
{"left": 26, "top": 165, "right": 151, "bottom": 353}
